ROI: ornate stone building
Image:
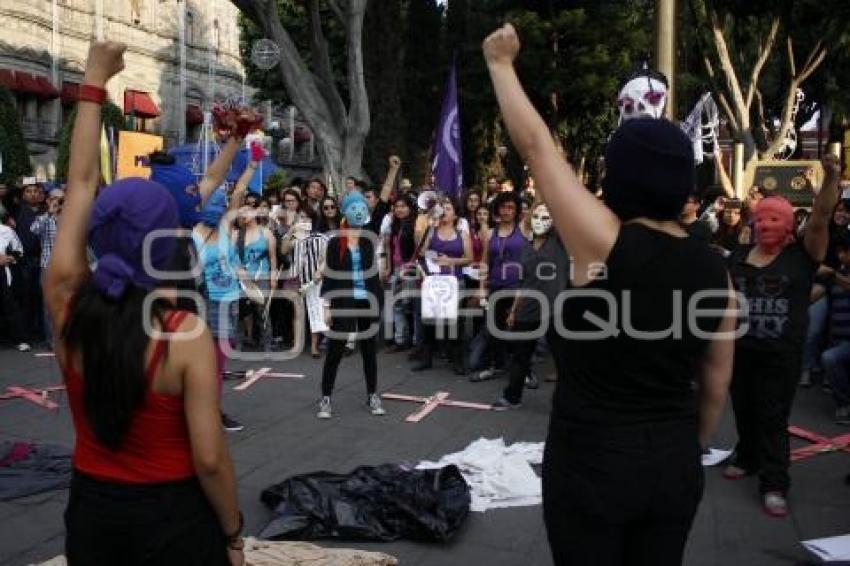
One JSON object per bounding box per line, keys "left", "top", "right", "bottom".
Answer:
{"left": 0, "top": 0, "right": 247, "bottom": 180}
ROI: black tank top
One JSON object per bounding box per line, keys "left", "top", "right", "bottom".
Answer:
{"left": 552, "top": 223, "right": 729, "bottom": 426}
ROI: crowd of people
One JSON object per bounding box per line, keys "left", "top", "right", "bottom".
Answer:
{"left": 1, "top": 29, "right": 848, "bottom": 565}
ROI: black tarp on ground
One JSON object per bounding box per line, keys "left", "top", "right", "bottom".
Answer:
{"left": 0, "top": 441, "right": 71, "bottom": 501}
{"left": 259, "top": 464, "right": 470, "bottom": 542}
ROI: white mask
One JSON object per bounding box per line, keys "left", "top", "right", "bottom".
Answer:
{"left": 530, "top": 207, "right": 552, "bottom": 236}
{"left": 617, "top": 76, "right": 668, "bottom": 123}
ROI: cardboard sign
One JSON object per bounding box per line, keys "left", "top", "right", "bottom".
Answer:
{"left": 305, "top": 283, "right": 329, "bottom": 333}
{"left": 421, "top": 275, "right": 458, "bottom": 321}
{"left": 117, "top": 131, "right": 163, "bottom": 179}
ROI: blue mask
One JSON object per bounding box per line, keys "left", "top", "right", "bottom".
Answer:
{"left": 199, "top": 189, "right": 228, "bottom": 227}
{"left": 150, "top": 163, "right": 201, "bottom": 228}
{"left": 344, "top": 201, "right": 369, "bottom": 227}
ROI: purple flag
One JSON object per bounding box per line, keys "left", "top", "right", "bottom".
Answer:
{"left": 431, "top": 62, "right": 463, "bottom": 196}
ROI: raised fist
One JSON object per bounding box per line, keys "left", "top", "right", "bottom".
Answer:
{"left": 482, "top": 24, "right": 520, "bottom": 67}
{"left": 389, "top": 155, "right": 402, "bottom": 168}
{"left": 822, "top": 153, "right": 842, "bottom": 187}
{"left": 84, "top": 41, "right": 126, "bottom": 86}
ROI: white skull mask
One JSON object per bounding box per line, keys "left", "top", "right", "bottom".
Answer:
{"left": 530, "top": 205, "right": 552, "bottom": 236}
{"left": 617, "top": 76, "right": 668, "bottom": 123}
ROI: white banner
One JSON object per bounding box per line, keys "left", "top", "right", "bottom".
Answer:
{"left": 421, "top": 275, "right": 459, "bottom": 321}
{"left": 305, "top": 283, "right": 328, "bottom": 333}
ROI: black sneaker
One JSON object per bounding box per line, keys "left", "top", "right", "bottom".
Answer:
{"left": 221, "top": 413, "right": 244, "bottom": 432}
{"left": 524, "top": 370, "right": 540, "bottom": 389}
{"left": 491, "top": 397, "right": 521, "bottom": 411}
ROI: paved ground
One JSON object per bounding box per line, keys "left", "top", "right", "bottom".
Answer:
{"left": 1, "top": 342, "right": 849, "bottom": 566}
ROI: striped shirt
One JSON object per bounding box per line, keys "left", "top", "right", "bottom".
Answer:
{"left": 30, "top": 214, "right": 57, "bottom": 269}
{"left": 293, "top": 233, "right": 328, "bottom": 286}
{"left": 829, "top": 272, "right": 850, "bottom": 342}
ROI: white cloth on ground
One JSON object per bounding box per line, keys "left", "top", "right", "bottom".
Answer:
{"left": 417, "top": 437, "right": 543, "bottom": 512}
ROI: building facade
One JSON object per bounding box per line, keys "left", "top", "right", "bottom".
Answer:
{"left": 0, "top": 0, "right": 247, "bottom": 180}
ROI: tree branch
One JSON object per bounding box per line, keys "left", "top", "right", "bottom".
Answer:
{"left": 787, "top": 37, "right": 797, "bottom": 77}
{"left": 327, "top": 0, "right": 346, "bottom": 26}
{"left": 708, "top": 8, "right": 748, "bottom": 128}
{"left": 798, "top": 42, "right": 827, "bottom": 84}
{"left": 744, "top": 17, "right": 780, "bottom": 111}
{"left": 701, "top": 53, "right": 739, "bottom": 133}
{"left": 341, "top": 0, "right": 370, "bottom": 177}
{"left": 307, "top": 0, "right": 346, "bottom": 125}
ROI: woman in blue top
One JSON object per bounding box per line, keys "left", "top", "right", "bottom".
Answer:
{"left": 235, "top": 204, "right": 278, "bottom": 350}
{"left": 412, "top": 195, "right": 472, "bottom": 373}
{"left": 317, "top": 191, "right": 386, "bottom": 419}
{"left": 192, "top": 159, "right": 261, "bottom": 432}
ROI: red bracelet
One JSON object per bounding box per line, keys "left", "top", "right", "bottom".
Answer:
{"left": 78, "top": 84, "right": 107, "bottom": 105}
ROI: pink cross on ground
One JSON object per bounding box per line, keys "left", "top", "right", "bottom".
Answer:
{"left": 381, "top": 391, "right": 492, "bottom": 422}
{"left": 788, "top": 425, "right": 850, "bottom": 462}
{"left": 0, "top": 385, "right": 65, "bottom": 410}
{"left": 231, "top": 367, "right": 305, "bottom": 391}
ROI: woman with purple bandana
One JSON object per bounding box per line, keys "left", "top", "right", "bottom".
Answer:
{"left": 43, "top": 42, "right": 245, "bottom": 565}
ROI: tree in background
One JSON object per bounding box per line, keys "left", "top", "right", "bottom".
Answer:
{"left": 233, "top": 0, "right": 370, "bottom": 192}
{"left": 688, "top": 0, "right": 850, "bottom": 178}
{"left": 362, "top": 0, "right": 405, "bottom": 181}
{"left": 56, "top": 101, "right": 126, "bottom": 181}
{"left": 0, "top": 87, "right": 32, "bottom": 185}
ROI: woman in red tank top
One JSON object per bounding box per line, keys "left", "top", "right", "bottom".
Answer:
{"left": 43, "top": 43, "right": 246, "bottom": 566}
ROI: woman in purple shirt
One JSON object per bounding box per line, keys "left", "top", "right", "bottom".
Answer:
{"left": 412, "top": 195, "right": 472, "bottom": 373}
{"left": 471, "top": 191, "right": 530, "bottom": 380}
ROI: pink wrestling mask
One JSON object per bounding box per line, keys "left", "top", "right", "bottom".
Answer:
{"left": 754, "top": 197, "right": 794, "bottom": 255}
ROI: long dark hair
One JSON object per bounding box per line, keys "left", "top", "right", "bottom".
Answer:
{"left": 390, "top": 194, "right": 416, "bottom": 262}
{"left": 317, "top": 196, "right": 341, "bottom": 233}
{"left": 62, "top": 283, "right": 172, "bottom": 450}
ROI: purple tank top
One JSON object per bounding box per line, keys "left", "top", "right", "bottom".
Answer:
{"left": 488, "top": 225, "right": 526, "bottom": 289}
{"left": 428, "top": 229, "right": 464, "bottom": 277}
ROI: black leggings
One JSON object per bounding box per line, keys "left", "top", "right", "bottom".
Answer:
{"left": 543, "top": 419, "right": 703, "bottom": 566}
{"left": 730, "top": 345, "right": 800, "bottom": 494}
{"left": 321, "top": 311, "right": 378, "bottom": 397}
{"left": 65, "top": 471, "right": 227, "bottom": 566}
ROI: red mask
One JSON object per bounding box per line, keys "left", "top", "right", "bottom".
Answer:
{"left": 754, "top": 197, "right": 794, "bottom": 255}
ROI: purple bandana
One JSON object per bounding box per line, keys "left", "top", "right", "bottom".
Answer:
{"left": 89, "top": 178, "right": 179, "bottom": 299}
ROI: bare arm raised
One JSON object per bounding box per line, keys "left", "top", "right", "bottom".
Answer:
{"left": 483, "top": 24, "right": 619, "bottom": 286}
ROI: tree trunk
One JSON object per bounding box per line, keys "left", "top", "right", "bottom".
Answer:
{"left": 233, "top": 0, "right": 370, "bottom": 191}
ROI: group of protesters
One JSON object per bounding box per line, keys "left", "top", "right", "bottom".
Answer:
{"left": 1, "top": 30, "right": 849, "bottom": 566}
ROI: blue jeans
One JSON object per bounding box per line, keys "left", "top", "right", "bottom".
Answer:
{"left": 802, "top": 297, "right": 829, "bottom": 371}
{"left": 822, "top": 341, "right": 850, "bottom": 405}
{"left": 390, "top": 273, "right": 412, "bottom": 346}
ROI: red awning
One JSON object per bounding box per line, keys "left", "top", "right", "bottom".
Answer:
{"left": 15, "top": 72, "right": 42, "bottom": 95}
{"left": 61, "top": 81, "right": 79, "bottom": 104}
{"left": 123, "top": 89, "right": 160, "bottom": 119}
{"left": 0, "top": 69, "right": 15, "bottom": 90}
{"left": 186, "top": 104, "right": 204, "bottom": 125}
{"left": 34, "top": 76, "right": 59, "bottom": 99}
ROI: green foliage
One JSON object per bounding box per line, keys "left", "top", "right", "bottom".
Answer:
{"left": 264, "top": 168, "right": 288, "bottom": 195}
{"left": 55, "top": 101, "right": 126, "bottom": 181}
{"left": 0, "top": 87, "right": 32, "bottom": 185}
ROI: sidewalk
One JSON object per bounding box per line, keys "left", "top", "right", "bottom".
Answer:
{"left": 1, "top": 345, "right": 848, "bottom": 565}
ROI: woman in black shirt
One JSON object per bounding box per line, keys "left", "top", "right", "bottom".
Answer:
{"left": 485, "top": 25, "right": 736, "bottom": 566}
{"left": 724, "top": 160, "right": 841, "bottom": 517}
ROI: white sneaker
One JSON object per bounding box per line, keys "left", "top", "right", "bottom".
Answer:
{"left": 368, "top": 394, "right": 386, "bottom": 416}
{"left": 16, "top": 343, "right": 31, "bottom": 352}
{"left": 317, "top": 396, "right": 332, "bottom": 419}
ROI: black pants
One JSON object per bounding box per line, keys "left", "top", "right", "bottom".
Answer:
{"left": 17, "top": 258, "right": 42, "bottom": 342}
{"left": 543, "top": 418, "right": 703, "bottom": 566}
{"left": 502, "top": 321, "right": 560, "bottom": 403}
{"left": 65, "top": 471, "right": 227, "bottom": 566}
{"left": 321, "top": 308, "right": 378, "bottom": 397}
{"left": 0, "top": 271, "right": 27, "bottom": 343}
{"left": 730, "top": 345, "right": 800, "bottom": 494}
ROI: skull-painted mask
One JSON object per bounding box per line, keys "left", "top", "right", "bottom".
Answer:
{"left": 617, "top": 73, "right": 668, "bottom": 123}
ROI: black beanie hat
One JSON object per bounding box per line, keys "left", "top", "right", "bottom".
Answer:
{"left": 602, "top": 118, "right": 695, "bottom": 221}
